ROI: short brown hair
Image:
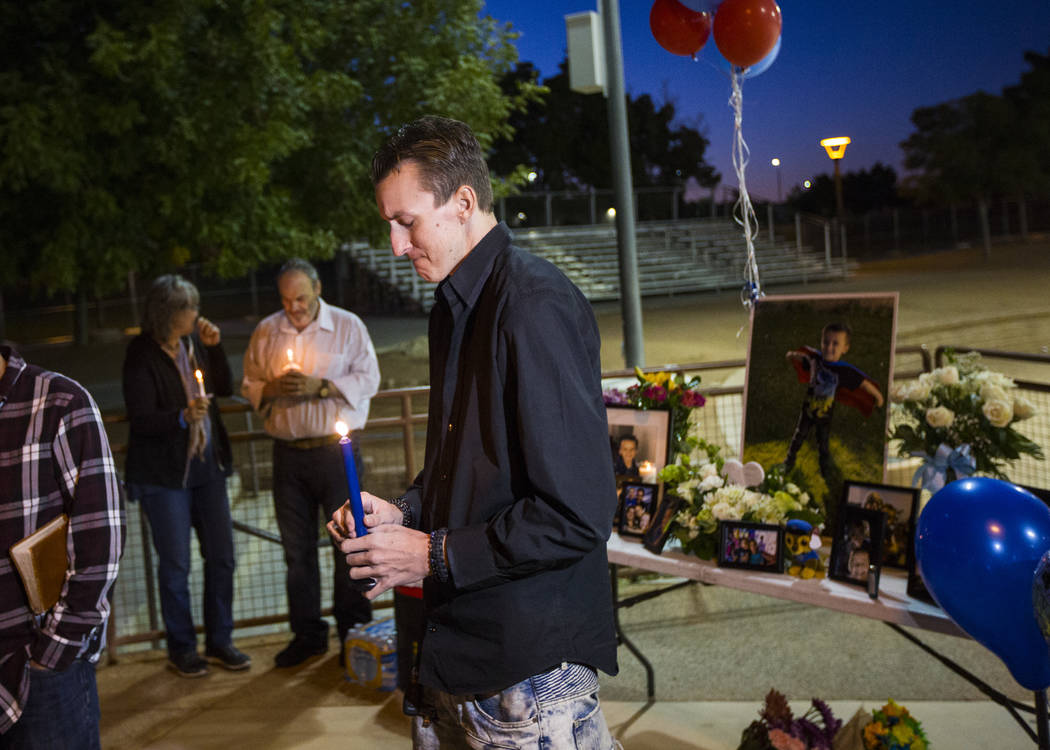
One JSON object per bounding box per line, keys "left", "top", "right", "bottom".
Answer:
{"left": 370, "top": 116, "right": 493, "bottom": 213}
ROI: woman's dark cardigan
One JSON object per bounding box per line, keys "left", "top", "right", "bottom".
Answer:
{"left": 122, "top": 331, "right": 234, "bottom": 488}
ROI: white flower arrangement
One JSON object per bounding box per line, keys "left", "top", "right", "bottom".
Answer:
{"left": 661, "top": 438, "right": 823, "bottom": 560}
{"left": 890, "top": 351, "right": 1043, "bottom": 480}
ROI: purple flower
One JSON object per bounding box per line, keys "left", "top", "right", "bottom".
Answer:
{"left": 643, "top": 385, "right": 668, "bottom": 403}
{"left": 680, "top": 390, "right": 707, "bottom": 408}
{"left": 603, "top": 388, "right": 629, "bottom": 406}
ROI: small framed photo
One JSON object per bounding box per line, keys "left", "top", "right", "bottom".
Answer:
{"left": 840, "top": 481, "right": 919, "bottom": 570}
{"left": 717, "top": 521, "right": 784, "bottom": 572}
{"left": 643, "top": 494, "right": 685, "bottom": 555}
{"left": 607, "top": 406, "right": 672, "bottom": 482}
{"left": 829, "top": 505, "right": 885, "bottom": 589}
{"left": 618, "top": 482, "right": 658, "bottom": 537}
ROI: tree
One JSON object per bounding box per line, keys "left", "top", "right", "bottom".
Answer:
{"left": 786, "top": 163, "right": 902, "bottom": 217}
{"left": 900, "top": 92, "right": 1018, "bottom": 258}
{"left": 487, "top": 61, "right": 719, "bottom": 192}
{"left": 0, "top": 0, "right": 538, "bottom": 300}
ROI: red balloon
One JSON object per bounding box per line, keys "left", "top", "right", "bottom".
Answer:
{"left": 713, "top": 0, "right": 782, "bottom": 68}
{"left": 650, "top": 0, "right": 712, "bottom": 57}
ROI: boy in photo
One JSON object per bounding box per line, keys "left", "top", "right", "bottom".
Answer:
{"left": 782, "top": 322, "right": 885, "bottom": 481}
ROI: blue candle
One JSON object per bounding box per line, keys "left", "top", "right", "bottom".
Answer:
{"left": 336, "top": 423, "right": 367, "bottom": 537}
{"left": 336, "top": 421, "right": 375, "bottom": 592}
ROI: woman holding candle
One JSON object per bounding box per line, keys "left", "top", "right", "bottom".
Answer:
{"left": 122, "top": 274, "right": 249, "bottom": 677}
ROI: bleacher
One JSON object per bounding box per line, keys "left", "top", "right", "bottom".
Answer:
{"left": 347, "top": 218, "right": 850, "bottom": 310}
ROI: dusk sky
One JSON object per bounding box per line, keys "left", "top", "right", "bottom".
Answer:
{"left": 481, "top": 1, "right": 1050, "bottom": 201}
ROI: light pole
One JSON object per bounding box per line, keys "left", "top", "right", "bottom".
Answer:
{"left": 771, "top": 157, "right": 782, "bottom": 202}
{"left": 819, "top": 136, "right": 850, "bottom": 221}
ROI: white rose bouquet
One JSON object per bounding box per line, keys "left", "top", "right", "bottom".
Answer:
{"left": 659, "top": 438, "right": 824, "bottom": 560}
{"left": 889, "top": 351, "right": 1043, "bottom": 486}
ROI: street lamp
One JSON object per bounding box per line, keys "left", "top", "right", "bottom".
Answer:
{"left": 770, "top": 157, "right": 782, "bottom": 202}
{"left": 819, "top": 136, "right": 850, "bottom": 220}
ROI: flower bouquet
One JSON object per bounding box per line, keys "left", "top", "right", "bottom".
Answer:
{"left": 737, "top": 689, "right": 842, "bottom": 750}
{"left": 889, "top": 351, "right": 1042, "bottom": 492}
{"left": 861, "top": 700, "right": 928, "bottom": 750}
{"left": 603, "top": 368, "right": 706, "bottom": 456}
{"left": 660, "top": 438, "right": 824, "bottom": 560}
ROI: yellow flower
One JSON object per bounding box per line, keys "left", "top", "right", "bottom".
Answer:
{"left": 863, "top": 722, "right": 885, "bottom": 748}
{"left": 890, "top": 723, "right": 914, "bottom": 744}
{"left": 881, "top": 700, "right": 905, "bottom": 719}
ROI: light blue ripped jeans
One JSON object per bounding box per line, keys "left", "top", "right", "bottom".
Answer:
{"left": 412, "top": 662, "right": 621, "bottom": 749}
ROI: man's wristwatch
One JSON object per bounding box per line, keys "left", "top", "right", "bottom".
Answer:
{"left": 318, "top": 379, "right": 331, "bottom": 399}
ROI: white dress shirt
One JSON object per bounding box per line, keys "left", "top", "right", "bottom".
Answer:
{"left": 241, "top": 298, "right": 381, "bottom": 440}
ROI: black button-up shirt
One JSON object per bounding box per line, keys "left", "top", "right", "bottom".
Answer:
{"left": 402, "top": 223, "right": 619, "bottom": 694}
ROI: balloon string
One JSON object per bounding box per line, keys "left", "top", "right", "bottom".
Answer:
{"left": 729, "top": 68, "right": 763, "bottom": 308}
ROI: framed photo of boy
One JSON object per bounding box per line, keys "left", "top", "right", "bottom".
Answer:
{"left": 606, "top": 406, "right": 672, "bottom": 481}
{"left": 619, "top": 482, "right": 658, "bottom": 537}
{"left": 829, "top": 505, "right": 885, "bottom": 588}
{"left": 643, "top": 494, "right": 685, "bottom": 554}
{"left": 840, "top": 480, "right": 919, "bottom": 570}
{"left": 740, "top": 293, "right": 898, "bottom": 535}
{"left": 717, "top": 521, "right": 784, "bottom": 572}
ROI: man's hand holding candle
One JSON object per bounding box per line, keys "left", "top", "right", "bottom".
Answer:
{"left": 261, "top": 370, "right": 325, "bottom": 400}
{"left": 327, "top": 493, "right": 429, "bottom": 599}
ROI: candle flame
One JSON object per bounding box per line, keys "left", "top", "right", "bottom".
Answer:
{"left": 194, "top": 369, "right": 204, "bottom": 383}
{"left": 334, "top": 421, "right": 349, "bottom": 438}
{"left": 639, "top": 460, "right": 653, "bottom": 472}
{"left": 286, "top": 348, "right": 294, "bottom": 362}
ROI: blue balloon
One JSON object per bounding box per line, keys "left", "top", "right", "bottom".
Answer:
{"left": 742, "top": 34, "right": 780, "bottom": 79}
{"left": 702, "top": 29, "right": 780, "bottom": 79}
{"left": 916, "top": 478, "right": 1050, "bottom": 690}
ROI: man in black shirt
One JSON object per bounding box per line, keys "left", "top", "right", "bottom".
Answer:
{"left": 330, "top": 116, "right": 620, "bottom": 748}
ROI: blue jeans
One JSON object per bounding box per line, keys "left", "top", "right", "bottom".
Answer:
{"left": 0, "top": 659, "right": 100, "bottom": 750}
{"left": 135, "top": 478, "right": 236, "bottom": 655}
{"left": 412, "top": 663, "right": 618, "bottom": 749}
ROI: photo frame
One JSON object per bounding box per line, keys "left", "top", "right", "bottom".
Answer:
{"left": 840, "top": 480, "right": 919, "bottom": 570}
{"left": 740, "top": 293, "right": 898, "bottom": 535}
{"left": 717, "top": 521, "right": 784, "bottom": 572}
{"left": 618, "top": 482, "right": 659, "bottom": 538}
{"left": 606, "top": 406, "right": 672, "bottom": 483}
{"left": 643, "top": 494, "right": 685, "bottom": 555}
{"left": 829, "top": 505, "right": 885, "bottom": 590}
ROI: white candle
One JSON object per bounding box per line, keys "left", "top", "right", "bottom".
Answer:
{"left": 639, "top": 460, "right": 657, "bottom": 484}
{"left": 284, "top": 348, "right": 301, "bottom": 371}
{"left": 194, "top": 369, "right": 206, "bottom": 398}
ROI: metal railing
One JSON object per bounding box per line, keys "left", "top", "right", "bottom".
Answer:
{"left": 102, "top": 344, "right": 1046, "bottom": 659}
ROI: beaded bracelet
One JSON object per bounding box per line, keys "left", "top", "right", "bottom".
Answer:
{"left": 390, "top": 494, "right": 413, "bottom": 528}
{"left": 428, "top": 528, "right": 450, "bottom": 583}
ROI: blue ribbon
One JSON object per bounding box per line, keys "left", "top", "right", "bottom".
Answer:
{"left": 911, "top": 443, "right": 976, "bottom": 494}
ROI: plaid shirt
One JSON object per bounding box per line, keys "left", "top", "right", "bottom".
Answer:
{"left": 0, "top": 347, "right": 125, "bottom": 734}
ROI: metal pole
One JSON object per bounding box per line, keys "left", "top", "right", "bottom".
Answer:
{"left": 600, "top": 0, "right": 644, "bottom": 368}
{"left": 767, "top": 203, "right": 775, "bottom": 244}
{"left": 833, "top": 159, "right": 844, "bottom": 222}
{"left": 794, "top": 213, "right": 802, "bottom": 256}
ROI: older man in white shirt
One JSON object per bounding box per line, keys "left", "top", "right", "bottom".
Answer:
{"left": 242, "top": 258, "right": 381, "bottom": 667}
